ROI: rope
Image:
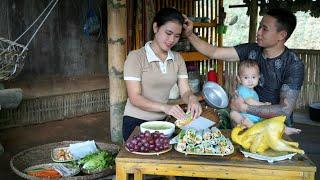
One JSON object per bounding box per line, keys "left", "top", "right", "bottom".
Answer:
{"left": 0, "top": 0, "right": 59, "bottom": 80}
{"left": 19, "top": 0, "right": 59, "bottom": 55}
{"left": 13, "top": 0, "right": 57, "bottom": 44}
{"left": 3, "top": 0, "right": 59, "bottom": 55}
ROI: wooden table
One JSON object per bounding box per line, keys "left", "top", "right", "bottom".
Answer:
{"left": 116, "top": 128, "right": 316, "bottom": 180}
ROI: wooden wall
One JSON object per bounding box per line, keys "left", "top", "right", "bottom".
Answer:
{"left": 0, "top": 0, "right": 108, "bottom": 81}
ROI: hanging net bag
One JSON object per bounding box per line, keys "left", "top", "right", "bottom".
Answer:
{"left": 0, "top": 0, "right": 59, "bottom": 81}
{"left": 0, "top": 38, "right": 27, "bottom": 81}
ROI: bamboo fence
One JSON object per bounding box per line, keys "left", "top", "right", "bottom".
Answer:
{"left": 0, "top": 89, "right": 109, "bottom": 129}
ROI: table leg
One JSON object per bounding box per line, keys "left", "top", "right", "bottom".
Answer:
{"left": 134, "top": 169, "right": 143, "bottom": 180}
{"left": 303, "top": 171, "right": 315, "bottom": 180}
{"left": 116, "top": 162, "right": 128, "bottom": 180}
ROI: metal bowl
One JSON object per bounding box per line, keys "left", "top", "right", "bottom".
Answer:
{"left": 202, "top": 82, "right": 229, "bottom": 109}
{"left": 309, "top": 102, "right": 320, "bottom": 122}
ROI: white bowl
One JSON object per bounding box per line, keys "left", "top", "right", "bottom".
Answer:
{"left": 140, "top": 121, "right": 175, "bottom": 138}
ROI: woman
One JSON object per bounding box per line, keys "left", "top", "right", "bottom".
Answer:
{"left": 123, "top": 8, "right": 202, "bottom": 141}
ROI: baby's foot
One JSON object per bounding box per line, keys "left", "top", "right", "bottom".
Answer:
{"left": 285, "top": 127, "right": 301, "bottom": 135}
{"left": 241, "top": 118, "right": 254, "bottom": 128}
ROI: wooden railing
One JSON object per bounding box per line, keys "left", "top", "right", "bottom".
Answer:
{"left": 222, "top": 49, "right": 320, "bottom": 110}
{"left": 295, "top": 49, "right": 320, "bottom": 110}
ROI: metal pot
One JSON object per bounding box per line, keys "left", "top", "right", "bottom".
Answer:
{"left": 309, "top": 102, "right": 320, "bottom": 122}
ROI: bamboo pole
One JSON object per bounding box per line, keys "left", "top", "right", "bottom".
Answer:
{"left": 248, "top": 0, "right": 258, "bottom": 43}
{"left": 217, "top": 0, "right": 224, "bottom": 85}
{"left": 107, "top": 0, "right": 127, "bottom": 143}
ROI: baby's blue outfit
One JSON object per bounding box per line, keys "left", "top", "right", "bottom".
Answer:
{"left": 237, "top": 85, "right": 261, "bottom": 123}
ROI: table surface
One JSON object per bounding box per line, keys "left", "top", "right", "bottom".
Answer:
{"left": 116, "top": 127, "right": 317, "bottom": 179}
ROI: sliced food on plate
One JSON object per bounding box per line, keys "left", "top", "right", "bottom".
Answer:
{"left": 51, "top": 147, "right": 74, "bottom": 162}
{"left": 174, "top": 127, "right": 234, "bottom": 155}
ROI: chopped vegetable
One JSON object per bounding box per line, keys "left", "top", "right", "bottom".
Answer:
{"left": 175, "top": 112, "right": 193, "bottom": 127}
{"left": 27, "top": 168, "right": 61, "bottom": 178}
{"left": 78, "top": 150, "right": 116, "bottom": 172}
{"left": 53, "top": 147, "right": 73, "bottom": 161}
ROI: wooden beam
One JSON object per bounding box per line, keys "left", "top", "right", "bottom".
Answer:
{"left": 248, "top": 0, "right": 258, "bottom": 43}
{"left": 107, "top": 0, "right": 127, "bottom": 143}
{"left": 180, "top": 52, "right": 210, "bottom": 61}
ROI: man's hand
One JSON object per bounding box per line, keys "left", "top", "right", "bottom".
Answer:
{"left": 230, "top": 91, "right": 247, "bottom": 112}
{"left": 182, "top": 14, "right": 193, "bottom": 37}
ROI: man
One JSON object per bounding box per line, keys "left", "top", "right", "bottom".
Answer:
{"left": 183, "top": 8, "right": 304, "bottom": 135}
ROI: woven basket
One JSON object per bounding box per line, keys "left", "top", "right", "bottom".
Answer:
{"left": 10, "top": 141, "right": 119, "bottom": 179}
{"left": 0, "top": 37, "right": 27, "bottom": 81}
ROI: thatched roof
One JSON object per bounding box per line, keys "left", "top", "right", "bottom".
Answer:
{"left": 242, "top": 0, "right": 320, "bottom": 17}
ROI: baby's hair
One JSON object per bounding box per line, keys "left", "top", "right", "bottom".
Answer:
{"left": 238, "top": 59, "right": 259, "bottom": 75}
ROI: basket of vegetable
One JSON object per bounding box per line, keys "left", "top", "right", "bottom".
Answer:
{"left": 10, "top": 141, "right": 119, "bottom": 179}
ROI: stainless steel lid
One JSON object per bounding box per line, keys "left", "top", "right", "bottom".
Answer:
{"left": 202, "top": 82, "right": 229, "bottom": 109}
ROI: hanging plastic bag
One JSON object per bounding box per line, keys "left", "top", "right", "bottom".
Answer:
{"left": 83, "top": 0, "right": 100, "bottom": 36}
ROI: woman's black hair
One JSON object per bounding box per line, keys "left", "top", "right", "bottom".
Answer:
{"left": 153, "top": 7, "right": 184, "bottom": 27}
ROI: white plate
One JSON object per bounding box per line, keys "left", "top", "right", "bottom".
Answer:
{"left": 174, "top": 144, "right": 234, "bottom": 156}
{"left": 51, "top": 147, "right": 74, "bottom": 162}
{"left": 240, "top": 149, "right": 297, "bottom": 163}
{"left": 24, "top": 163, "right": 80, "bottom": 177}
{"left": 125, "top": 145, "right": 172, "bottom": 156}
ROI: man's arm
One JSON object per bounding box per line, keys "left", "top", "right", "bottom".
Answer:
{"left": 183, "top": 15, "right": 239, "bottom": 61}
{"left": 245, "top": 98, "right": 271, "bottom": 106}
{"left": 246, "top": 85, "right": 299, "bottom": 118}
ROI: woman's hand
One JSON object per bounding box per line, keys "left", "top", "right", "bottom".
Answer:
{"left": 182, "top": 14, "right": 194, "bottom": 37}
{"left": 187, "top": 97, "right": 202, "bottom": 120}
{"left": 163, "top": 104, "right": 186, "bottom": 120}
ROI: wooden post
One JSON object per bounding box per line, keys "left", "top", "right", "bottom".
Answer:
{"left": 217, "top": 0, "right": 224, "bottom": 85}
{"left": 107, "top": 0, "right": 127, "bottom": 143}
{"left": 248, "top": 0, "right": 258, "bottom": 43}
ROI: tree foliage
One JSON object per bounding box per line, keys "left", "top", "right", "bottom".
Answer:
{"left": 223, "top": 0, "right": 320, "bottom": 50}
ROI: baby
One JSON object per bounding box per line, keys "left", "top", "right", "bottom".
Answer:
{"left": 230, "top": 59, "right": 301, "bottom": 135}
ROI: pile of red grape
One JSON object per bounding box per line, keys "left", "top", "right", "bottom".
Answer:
{"left": 126, "top": 130, "right": 170, "bottom": 153}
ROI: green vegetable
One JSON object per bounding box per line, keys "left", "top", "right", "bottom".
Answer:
{"left": 78, "top": 150, "right": 116, "bottom": 171}
{"left": 142, "top": 124, "right": 171, "bottom": 130}
{"left": 217, "top": 108, "right": 231, "bottom": 129}
{"left": 178, "top": 129, "right": 186, "bottom": 140}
